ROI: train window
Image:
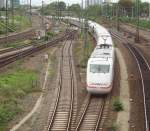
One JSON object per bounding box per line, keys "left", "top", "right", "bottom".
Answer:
{"left": 90, "top": 64, "right": 110, "bottom": 73}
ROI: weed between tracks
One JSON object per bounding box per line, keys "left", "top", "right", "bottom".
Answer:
{"left": 48, "top": 52, "right": 57, "bottom": 78}
{"left": 0, "top": 66, "right": 38, "bottom": 130}
{"left": 74, "top": 32, "right": 95, "bottom": 68}
{"left": 73, "top": 31, "right": 95, "bottom": 116}
{"left": 112, "top": 98, "right": 124, "bottom": 112}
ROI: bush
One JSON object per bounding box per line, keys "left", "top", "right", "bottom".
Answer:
{"left": 0, "top": 101, "right": 21, "bottom": 123}
{"left": 112, "top": 98, "right": 124, "bottom": 112}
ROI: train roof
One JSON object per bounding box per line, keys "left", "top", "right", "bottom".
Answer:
{"left": 97, "top": 35, "right": 113, "bottom": 46}
{"left": 88, "top": 20, "right": 110, "bottom": 35}
{"left": 90, "top": 45, "right": 114, "bottom": 60}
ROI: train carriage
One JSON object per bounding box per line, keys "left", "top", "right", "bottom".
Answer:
{"left": 87, "top": 44, "right": 114, "bottom": 94}
{"left": 54, "top": 16, "right": 115, "bottom": 94}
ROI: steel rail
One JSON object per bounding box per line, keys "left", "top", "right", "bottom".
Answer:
{"left": 46, "top": 32, "right": 76, "bottom": 131}
{"left": 67, "top": 35, "right": 75, "bottom": 131}
{"left": 0, "top": 29, "right": 35, "bottom": 45}
{"left": 111, "top": 31, "right": 150, "bottom": 131}
{"left": 0, "top": 44, "right": 33, "bottom": 55}
{"left": 75, "top": 95, "right": 106, "bottom": 131}
{"left": 94, "top": 99, "right": 105, "bottom": 131}
{"left": 0, "top": 31, "right": 76, "bottom": 68}
{"left": 47, "top": 38, "right": 67, "bottom": 130}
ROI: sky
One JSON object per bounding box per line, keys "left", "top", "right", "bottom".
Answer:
{"left": 22, "top": 0, "right": 150, "bottom": 6}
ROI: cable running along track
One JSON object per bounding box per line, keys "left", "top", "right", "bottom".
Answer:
{"left": 112, "top": 31, "right": 150, "bottom": 131}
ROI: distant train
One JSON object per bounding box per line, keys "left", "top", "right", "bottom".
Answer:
{"left": 47, "top": 16, "right": 115, "bottom": 94}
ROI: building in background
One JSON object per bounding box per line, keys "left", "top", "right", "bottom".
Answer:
{"left": 0, "top": 0, "right": 6, "bottom": 8}
{"left": 10, "top": 0, "right": 20, "bottom": 8}
{"left": 85, "top": 0, "right": 103, "bottom": 7}
{"left": 0, "top": 0, "right": 20, "bottom": 8}
{"left": 103, "top": 0, "right": 111, "bottom": 3}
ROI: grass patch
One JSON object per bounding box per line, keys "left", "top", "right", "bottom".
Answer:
{"left": 106, "top": 123, "right": 119, "bottom": 131}
{"left": 117, "top": 17, "right": 150, "bottom": 29}
{"left": 13, "top": 15, "right": 31, "bottom": 30}
{"left": 48, "top": 54, "right": 57, "bottom": 77}
{"left": 75, "top": 32, "right": 95, "bottom": 68}
{"left": 0, "top": 15, "right": 31, "bottom": 35}
{"left": 112, "top": 98, "right": 124, "bottom": 112}
{"left": 44, "top": 31, "right": 56, "bottom": 41}
{"left": 3, "top": 39, "right": 32, "bottom": 48}
{"left": 0, "top": 69, "right": 37, "bottom": 130}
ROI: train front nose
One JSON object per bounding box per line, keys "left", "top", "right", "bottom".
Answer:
{"left": 87, "top": 83, "right": 112, "bottom": 94}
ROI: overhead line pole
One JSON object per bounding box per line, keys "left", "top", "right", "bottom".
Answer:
{"left": 42, "top": 0, "right": 44, "bottom": 27}
{"left": 30, "top": 0, "right": 32, "bottom": 25}
{"left": 11, "top": 0, "right": 14, "bottom": 27}
{"left": 5, "top": 0, "right": 8, "bottom": 44}
{"left": 149, "top": 1, "right": 150, "bottom": 20}
{"left": 84, "top": 0, "right": 89, "bottom": 61}
{"left": 135, "top": 0, "right": 140, "bottom": 42}
{"left": 117, "top": 3, "right": 120, "bottom": 31}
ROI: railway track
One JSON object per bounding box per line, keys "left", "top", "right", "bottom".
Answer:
{"left": 45, "top": 32, "right": 77, "bottom": 131}
{"left": 111, "top": 31, "right": 150, "bottom": 131}
{"left": 0, "top": 44, "right": 34, "bottom": 55}
{"left": 75, "top": 95, "right": 106, "bottom": 131}
{"left": 0, "top": 30, "right": 76, "bottom": 68}
{"left": 0, "top": 29, "right": 35, "bottom": 45}
{"left": 118, "top": 26, "right": 149, "bottom": 43}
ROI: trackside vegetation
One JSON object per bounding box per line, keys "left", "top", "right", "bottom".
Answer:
{"left": 0, "top": 15, "right": 31, "bottom": 35}
{"left": 75, "top": 32, "right": 95, "bottom": 68}
{"left": 106, "top": 123, "right": 119, "bottom": 131}
{"left": 112, "top": 98, "right": 124, "bottom": 112}
{"left": 0, "top": 69, "right": 37, "bottom": 130}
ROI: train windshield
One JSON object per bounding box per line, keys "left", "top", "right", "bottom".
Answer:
{"left": 90, "top": 64, "right": 110, "bottom": 73}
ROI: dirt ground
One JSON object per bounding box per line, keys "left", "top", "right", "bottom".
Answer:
{"left": 13, "top": 46, "right": 59, "bottom": 131}
{"left": 102, "top": 49, "right": 121, "bottom": 131}
{"left": 113, "top": 38, "right": 146, "bottom": 131}
{"left": 0, "top": 51, "right": 48, "bottom": 130}
{"left": 119, "top": 23, "right": 150, "bottom": 42}
{"left": 100, "top": 19, "right": 149, "bottom": 131}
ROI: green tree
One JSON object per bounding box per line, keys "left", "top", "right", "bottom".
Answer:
{"left": 41, "top": 2, "right": 66, "bottom": 15}
{"left": 68, "top": 4, "right": 81, "bottom": 17}
{"left": 140, "top": 2, "right": 149, "bottom": 16}
{"left": 58, "top": 1, "right": 66, "bottom": 11}
{"left": 85, "top": 5, "right": 101, "bottom": 20}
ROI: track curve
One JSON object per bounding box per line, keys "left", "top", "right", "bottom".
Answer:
{"left": 111, "top": 31, "right": 150, "bottom": 131}
{"left": 45, "top": 31, "right": 77, "bottom": 131}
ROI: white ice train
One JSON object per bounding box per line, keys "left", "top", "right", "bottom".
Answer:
{"left": 48, "top": 16, "right": 115, "bottom": 94}
{"left": 87, "top": 21, "right": 115, "bottom": 94}
{"left": 87, "top": 39, "right": 115, "bottom": 94}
